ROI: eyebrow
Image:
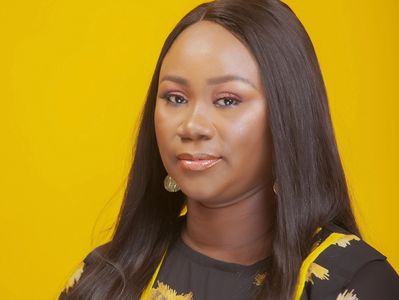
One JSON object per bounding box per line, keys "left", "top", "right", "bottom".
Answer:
{"left": 159, "top": 74, "right": 258, "bottom": 90}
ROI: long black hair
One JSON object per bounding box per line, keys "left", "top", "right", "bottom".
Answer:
{"left": 61, "top": 0, "right": 360, "bottom": 299}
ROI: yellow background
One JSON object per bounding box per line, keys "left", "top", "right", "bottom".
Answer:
{"left": 0, "top": 1, "right": 398, "bottom": 299}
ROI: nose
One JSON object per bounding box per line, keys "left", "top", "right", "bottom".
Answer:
{"left": 176, "top": 105, "right": 215, "bottom": 141}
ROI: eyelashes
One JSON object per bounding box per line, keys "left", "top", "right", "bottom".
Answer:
{"left": 160, "top": 93, "right": 186, "bottom": 105}
{"left": 159, "top": 93, "right": 242, "bottom": 108}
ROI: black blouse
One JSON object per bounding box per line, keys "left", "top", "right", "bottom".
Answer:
{"left": 60, "top": 218, "right": 399, "bottom": 299}
{"left": 150, "top": 231, "right": 271, "bottom": 299}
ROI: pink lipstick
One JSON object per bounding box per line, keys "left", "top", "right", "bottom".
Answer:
{"left": 177, "top": 153, "right": 222, "bottom": 171}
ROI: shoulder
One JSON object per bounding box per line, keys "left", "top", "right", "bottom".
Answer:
{"left": 313, "top": 223, "right": 387, "bottom": 277}
{"left": 340, "top": 258, "right": 399, "bottom": 299}
{"left": 59, "top": 242, "right": 111, "bottom": 297}
{"left": 81, "top": 241, "right": 111, "bottom": 265}
{"left": 302, "top": 223, "right": 399, "bottom": 300}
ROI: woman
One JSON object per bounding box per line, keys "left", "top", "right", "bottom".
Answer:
{"left": 59, "top": 0, "right": 399, "bottom": 299}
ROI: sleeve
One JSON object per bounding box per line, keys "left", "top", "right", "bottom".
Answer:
{"left": 58, "top": 243, "right": 109, "bottom": 299}
{"left": 336, "top": 259, "right": 399, "bottom": 300}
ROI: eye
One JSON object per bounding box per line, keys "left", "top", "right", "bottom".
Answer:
{"left": 160, "top": 93, "right": 187, "bottom": 105}
{"left": 215, "top": 97, "right": 241, "bottom": 107}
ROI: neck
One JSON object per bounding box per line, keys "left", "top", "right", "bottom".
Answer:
{"left": 180, "top": 185, "right": 276, "bottom": 266}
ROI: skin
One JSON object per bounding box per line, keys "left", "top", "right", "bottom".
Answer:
{"left": 154, "top": 20, "right": 276, "bottom": 266}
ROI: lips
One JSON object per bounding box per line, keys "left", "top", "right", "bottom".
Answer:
{"left": 177, "top": 153, "right": 220, "bottom": 160}
{"left": 176, "top": 153, "right": 222, "bottom": 171}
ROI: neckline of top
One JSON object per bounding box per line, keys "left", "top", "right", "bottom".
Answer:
{"left": 173, "top": 233, "right": 272, "bottom": 275}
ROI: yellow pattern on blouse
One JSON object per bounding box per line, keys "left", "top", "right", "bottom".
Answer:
{"left": 64, "top": 261, "right": 85, "bottom": 293}
{"left": 336, "top": 288, "right": 359, "bottom": 300}
{"left": 149, "top": 280, "right": 193, "bottom": 300}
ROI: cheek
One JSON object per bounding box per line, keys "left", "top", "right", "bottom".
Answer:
{"left": 154, "top": 106, "right": 170, "bottom": 156}
{"left": 154, "top": 104, "right": 181, "bottom": 173}
{"left": 225, "top": 108, "right": 270, "bottom": 171}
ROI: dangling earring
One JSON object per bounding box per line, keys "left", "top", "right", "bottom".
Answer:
{"left": 164, "top": 174, "right": 180, "bottom": 192}
{"left": 273, "top": 181, "right": 278, "bottom": 195}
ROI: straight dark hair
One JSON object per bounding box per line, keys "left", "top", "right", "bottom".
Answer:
{"left": 61, "top": 0, "right": 360, "bottom": 299}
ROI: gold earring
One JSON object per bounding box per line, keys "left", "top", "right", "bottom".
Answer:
{"left": 273, "top": 181, "right": 278, "bottom": 194}
{"left": 164, "top": 174, "right": 180, "bottom": 192}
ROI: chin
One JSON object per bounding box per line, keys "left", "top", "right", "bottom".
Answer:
{"left": 180, "top": 186, "right": 220, "bottom": 203}
{"left": 181, "top": 188, "right": 234, "bottom": 209}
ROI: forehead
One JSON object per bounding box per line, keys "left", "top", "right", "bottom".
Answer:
{"left": 159, "top": 20, "right": 262, "bottom": 88}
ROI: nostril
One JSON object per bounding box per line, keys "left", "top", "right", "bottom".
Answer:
{"left": 178, "top": 129, "right": 212, "bottom": 141}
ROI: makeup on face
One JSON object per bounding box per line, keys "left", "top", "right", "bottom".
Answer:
{"left": 177, "top": 153, "right": 222, "bottom": 171}
{"left": 154, "top": 20, "right": 272, "bottom": 203}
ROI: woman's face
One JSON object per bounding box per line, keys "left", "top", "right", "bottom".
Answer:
{"left": 155, "top": 20, "right": 273, "bottom": 206}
